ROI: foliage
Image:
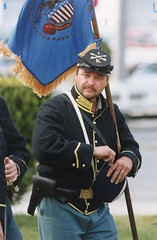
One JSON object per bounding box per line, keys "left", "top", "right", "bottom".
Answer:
{"left": 0, "top": 77, "right": 49, "bottom": 198}
{"left": 102, "top": 40, "right": 111, "bottom": 54}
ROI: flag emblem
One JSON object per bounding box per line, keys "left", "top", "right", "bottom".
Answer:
{"left": 38, "top": 0, "right": 74, "bottom": 35}
{"left": 0, "top": 0, "right": 98, "bottom": 97}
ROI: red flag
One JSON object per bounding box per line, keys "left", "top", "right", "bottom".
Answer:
{"left": 94, "top": 0, "right": 98, "bottom": 7}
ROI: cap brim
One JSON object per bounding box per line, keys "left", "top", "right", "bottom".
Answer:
{"left": 77, "top": 65, "right": 109, "bottom": 76}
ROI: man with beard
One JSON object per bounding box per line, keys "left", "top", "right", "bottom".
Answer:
{"left": 32, "top": 48, "right": 142, "bottom": 240}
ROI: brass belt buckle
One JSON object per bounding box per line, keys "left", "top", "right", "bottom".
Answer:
{"left": 79, "top": 188, "right": 93, "bottom": 199}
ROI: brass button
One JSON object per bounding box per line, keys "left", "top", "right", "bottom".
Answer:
{"left": 84, "top": 210, "right": 88, "bottom": 215}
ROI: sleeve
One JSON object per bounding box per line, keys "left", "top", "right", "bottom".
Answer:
{"left": 114, "top": 104, "right": 142, "bottom": 177}
{"left": 0, "top": 97, "right": 31, "bottom": 183}
{"left": 0, "top": 157, "right": 7, "bottom": 222}
{"left": 32, "top": 98, "right": 94, "bottom": 170}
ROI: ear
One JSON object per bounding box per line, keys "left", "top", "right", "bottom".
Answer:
{"left": 75, "top": 67, "right": 79, "bottom": 76}
{"left": 104, "top": 76, "right": 109, "bottom": 88}
{"left": 106, "top": 76, "right": 109, "bottom": 82}
{"left": 74, "top": 71, "right": 78, "bottom": 83}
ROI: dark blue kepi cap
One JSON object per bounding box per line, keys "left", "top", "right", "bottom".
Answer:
{"left": 77, "top": 49, "right": 114, "bottom": 75}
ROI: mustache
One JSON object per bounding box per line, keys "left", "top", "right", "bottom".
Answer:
{"left": 83, "top": 86, "right": 96, "bottom": 92}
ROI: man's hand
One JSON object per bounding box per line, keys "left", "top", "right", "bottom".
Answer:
{"left": 0, "top": 221, "right": 4, "bottom": 240}
{"left": 107, "top": 156, "right": 133, "bottom": 184}
{"left": 93, "top": 146, "right": 116, "bottom": 164}
{"left": 4, "top": 157, "right": 18, "bottom": 186}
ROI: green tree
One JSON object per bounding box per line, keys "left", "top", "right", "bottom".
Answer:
{"left": 0, "top": 77, "right": 49, "bottom": 199}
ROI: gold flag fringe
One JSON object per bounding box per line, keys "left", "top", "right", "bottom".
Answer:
{"left": 0, "top": 41, "right": 12, "bottom": 57}
{"left": 79, "top": 42, "right": 96, "bottom": 56}
{"left": 0, "top": 42, "right": 96, "bottom": 97}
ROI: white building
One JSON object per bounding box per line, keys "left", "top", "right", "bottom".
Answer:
{"left": 125, "top": 0, "right": 157, "bottom": 70}
{"left": 0, "top": 0, "right": 24, "bottom": 40}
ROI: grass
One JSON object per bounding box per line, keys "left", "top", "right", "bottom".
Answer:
{"left": 115, "top": 215, "right": 157, "bottom": 240}
{"left": 15, "top": 215, "right": 157, "bottom": 240}
{"left": 15, "top": 214, "right": 39, "bottom": 240}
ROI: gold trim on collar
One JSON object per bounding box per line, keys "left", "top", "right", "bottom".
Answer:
{"left": 75, "top": 86, "right": 93, "bottom": 113}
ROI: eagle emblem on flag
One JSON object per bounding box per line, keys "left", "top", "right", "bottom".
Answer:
{"left": 36, "top": 0, "right": 74, "bottom": 35}
{"left": 0, "top": 0, "right": 99, "bottom": 97}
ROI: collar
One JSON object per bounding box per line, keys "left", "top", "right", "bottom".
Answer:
{"left": 71, "top": 86, "right": 103, "bottom": 114}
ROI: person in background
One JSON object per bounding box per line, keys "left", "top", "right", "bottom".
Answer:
{"left": 0, "top": 147, "right": 7, "bottom": 240}
{"left": 0, "top": 96, "right": 30, "bottom": 240}
{"left": 32, "top": 48, "right": 142, "bottom": 240}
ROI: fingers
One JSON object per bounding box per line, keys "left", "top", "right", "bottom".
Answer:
{"left": 4, "top": 157, "right": 18, "bottom": 184}
{"left": 107, "top": 157, "right": 133, "bottom": 184}
{"left": 104, "top": 147, "right": 116, "bottom": 163}
{"left": 93, "top": 146, "right": 116, "bottom": 163}
{"left": 0, "top": 221, "right": 4, "bottom": 240}
{"left": 110, "top": 167, "right": 127, "bottom": 184}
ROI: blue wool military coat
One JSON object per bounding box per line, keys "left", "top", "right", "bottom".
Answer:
{"left": 0, "top": 96, "right": 30, "bottom": 222}
{"left": 33, "top": 86, "right": 142, "bottom": 214}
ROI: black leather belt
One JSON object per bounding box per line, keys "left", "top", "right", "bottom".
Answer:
{"left": 56, "top": 187, "right": 93, "bottom": 202}
{"left": 27, "top": 175, "right": 93, "bottom": 216}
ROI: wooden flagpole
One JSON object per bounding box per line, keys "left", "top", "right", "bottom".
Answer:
{"left": 92, "top": 8, "right": 139, "bottom": 240}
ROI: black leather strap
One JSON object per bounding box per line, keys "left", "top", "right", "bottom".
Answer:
{"left": 62, "top": 93, "right": 108, "bottom": 146}
{"left": 81, "top": 111, "right": 108, "bottom": 146}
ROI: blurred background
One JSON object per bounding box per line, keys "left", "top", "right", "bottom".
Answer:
{"left": 0, "top": 0, "right": 157, "bottom": 118}
{"left": 0, "top": 0, "right": 157, "bottom": 216}
{"left": 96, "top": 0, "right": 157, "bottom": 118}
